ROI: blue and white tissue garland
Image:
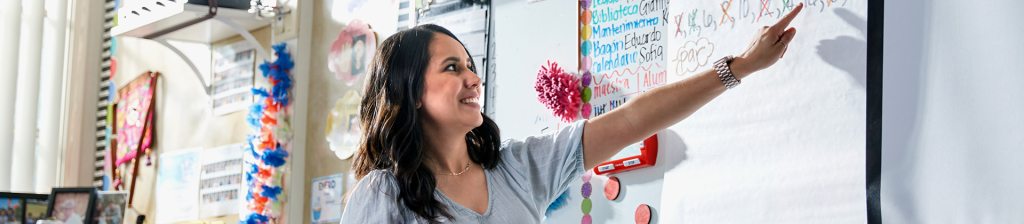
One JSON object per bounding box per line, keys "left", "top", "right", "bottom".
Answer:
{"left": 243, "top": 43, "right": 294, "bottom": 224}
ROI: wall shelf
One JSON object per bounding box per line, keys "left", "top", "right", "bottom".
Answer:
{"left": 112, "top": 2, "right": 270, "bottom": 44}
{"left": 111, "top": 0, "right": 275, "bottom": 96}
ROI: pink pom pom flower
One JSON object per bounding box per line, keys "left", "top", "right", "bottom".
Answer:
{"left": 535, "top": 61, "right": 582, "bottom": 122}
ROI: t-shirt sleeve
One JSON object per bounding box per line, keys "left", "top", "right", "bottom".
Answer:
{"left": 340, "top": 170, "right": 406, "bottom": 223}
{"left": 500, "top": 120, "right": 587, "bottom": 208}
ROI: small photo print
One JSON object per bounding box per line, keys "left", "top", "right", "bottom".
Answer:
{"left": 0, "top": 197, "right": 24, "bottom": 224}
{"left": 25, "top": 199, "right": 47, "bottom": 224}
{"left": 94, "top": 191, "right": 127, "bottom": 224}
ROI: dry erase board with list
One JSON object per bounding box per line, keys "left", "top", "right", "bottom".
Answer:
{"left": 492, "top": 0, "right": 868, "bottom": 223}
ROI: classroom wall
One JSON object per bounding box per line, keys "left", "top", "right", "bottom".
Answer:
{"left": 110, "top": 4, "right": 304, "bottom": 220}
{"left": 113, "top": 29, "right": 268, "bottom": 222}
{"left": 103, "top": 0, "right": 1024, "bottom": 222}
{"left": 302, "top": 0, "right": 399, "bottom": 223}
{"left": 882, "top": 0, "right": 1024, "bottom": 223}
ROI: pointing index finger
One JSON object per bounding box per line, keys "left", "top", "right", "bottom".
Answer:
{"left": 771, "top": 3, "right": 804, "bottom": 32}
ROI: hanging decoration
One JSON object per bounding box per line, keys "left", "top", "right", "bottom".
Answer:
{"left": 325, "top": 90, "right": 362, "bottom": 160}
{"left": 580, "top": 171, "right": 595, "bottom": 224}
{"left": 536, "top": 60, "right": 584, "bottom": 215}
{"left": 535, "top": 61, "right": 582, "bottom": 122}
{"left": 242, "top": 43, "right": 294, "bottom": 224}
{"left": 547, "top": 1, "right": 597, "bottom": 218}
{"left": 579, "top": 0, "right": 594, "bottom": 119}
{"left": 114, "top": 72, "right": 158, "bottom": 167}
{"left": 329, "top": 19, "right": 377, "bottom": 86}
{"left": 112, "top": 71, "right": 159, "bottom": 207}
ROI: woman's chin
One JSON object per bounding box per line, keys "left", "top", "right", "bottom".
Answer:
{"left": 464, "top": 115, "right": 484, "bottom": 128}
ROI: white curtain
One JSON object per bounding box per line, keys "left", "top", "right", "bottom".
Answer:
{"left": 0, "top": 0, "right": 70, "bottom": 193}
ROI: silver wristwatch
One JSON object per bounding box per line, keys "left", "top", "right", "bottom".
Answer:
{"left": 713, "top": 56, "right": 741, "bottom": 89}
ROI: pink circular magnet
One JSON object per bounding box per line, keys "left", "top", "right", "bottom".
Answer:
{"left": 635, "top": 204, "right": 652, "bottom": 224}
{"left": 604, "top": 176, "right": 620, "bottom": 200}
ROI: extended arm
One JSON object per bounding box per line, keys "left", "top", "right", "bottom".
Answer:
{"left": 582, "top": 3, "right": 804, "bottom": 169}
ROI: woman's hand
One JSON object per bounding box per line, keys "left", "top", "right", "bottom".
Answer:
{"left": 731, "top": 3, "right": 804, "bottom": 78}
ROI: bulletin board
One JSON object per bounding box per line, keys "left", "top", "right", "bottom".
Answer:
{"left": 489, "top": 0, "right": 875, "bottom": 223}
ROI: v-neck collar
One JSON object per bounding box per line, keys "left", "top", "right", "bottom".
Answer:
{"left": 435, "top": 167, "right": 494, "bottom": 217}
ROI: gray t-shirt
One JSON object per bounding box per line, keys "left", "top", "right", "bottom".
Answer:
{"left": 340, "top": 121, "right": 586, "bottom": 223}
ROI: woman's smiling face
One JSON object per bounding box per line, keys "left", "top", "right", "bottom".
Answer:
{"left": 419, "top": 33, "right": 483, "bottom": 132}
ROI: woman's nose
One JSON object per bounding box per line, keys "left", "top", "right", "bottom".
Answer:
{"left": 466, "top": 72, "right": 482, "bottom": 89}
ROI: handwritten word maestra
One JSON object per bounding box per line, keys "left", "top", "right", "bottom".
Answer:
{"left": 593, "top": 76, "right": 630, "bottom": 99}
{"left": 589, "top": 64, "right": 667, "bottom": 116}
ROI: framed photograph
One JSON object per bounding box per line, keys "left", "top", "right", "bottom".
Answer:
{"left": 93, "top": 191, "right": 127, "bottom": 224}
{"left": 0, "top": 192, "right": 26, "bottom": 223}
{"left": 0, "top": 192, "right": 48, "bottom": 224}
{"left": 23, "top": 193, "right": 48, "bottom": 224}
{"left": 46, "top": 188, "right": 97, "bottom": 224}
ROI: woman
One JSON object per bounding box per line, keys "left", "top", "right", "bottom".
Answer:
{"left": 342, "top": 4, "right": 804, "bottom": 223}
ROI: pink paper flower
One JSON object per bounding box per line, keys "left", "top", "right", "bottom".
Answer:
{"left": 535, "top": 61, "right": 581, "bottom": 122}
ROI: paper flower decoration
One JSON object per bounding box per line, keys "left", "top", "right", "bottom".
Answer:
{"left": 535, "top": 61, "right": 581, "bottom": 122}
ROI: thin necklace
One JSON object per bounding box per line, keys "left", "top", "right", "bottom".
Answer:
{"left": 438, "top": 163, "right": 472, "bottom": 176}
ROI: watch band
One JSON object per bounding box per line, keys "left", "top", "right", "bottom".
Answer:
{"left": 713, "top": 56, "right": 741, "bottom": 89}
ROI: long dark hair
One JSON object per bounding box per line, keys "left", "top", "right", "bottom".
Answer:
{"left": 353, "top": 24, "right": 502, "bottom": 222}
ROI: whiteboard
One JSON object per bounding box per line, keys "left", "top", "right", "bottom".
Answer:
{"left": 492, "top": 0, "right": 868, "bottom": 223}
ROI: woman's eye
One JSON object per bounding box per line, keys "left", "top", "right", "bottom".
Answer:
{"left": 445, "top": 64, "right": 457, "bottom": 72}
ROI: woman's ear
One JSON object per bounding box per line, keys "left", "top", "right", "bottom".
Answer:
{"left": 416, "top": 102, "right": 422, "bottom": 109}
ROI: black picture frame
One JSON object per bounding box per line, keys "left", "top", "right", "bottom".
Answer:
{"left": 0, "top": 192, "right": 49, "bottom": 224}
{"left": 46, "top": 187, "right": 97, "bottom": 224}
{"left": 22, "top": 193, "right": 48, "bottom": 224}
{"left": 0, "top": 192, "right": 28, "bottom": 223}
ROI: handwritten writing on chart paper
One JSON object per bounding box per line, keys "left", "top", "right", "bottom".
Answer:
{"left": 673, "top": 37, "right": 715, "bottom": 75}
{"left": 586, "top": 0, "right": 670, "bottom": 118}
{"left": 669, "top": 0, "right": 850, "bottom": 77}
{"left": 672, "top": 0, "right": 848, "bottom": 39}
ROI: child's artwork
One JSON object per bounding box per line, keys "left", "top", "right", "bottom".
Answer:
{"left": 310, "top": 174, "right": 345, "bottom": 224}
